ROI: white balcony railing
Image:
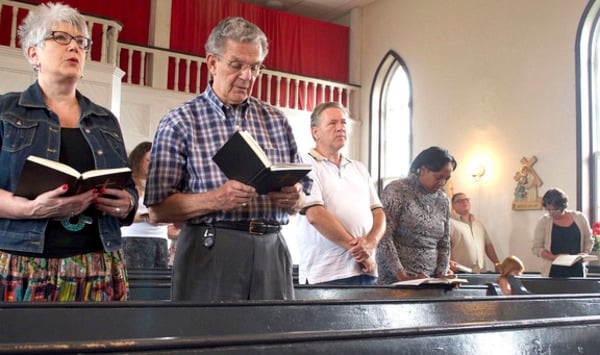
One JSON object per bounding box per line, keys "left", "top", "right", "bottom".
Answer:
{"left": 0, "top": 0, "right": 358, "bottom": 114}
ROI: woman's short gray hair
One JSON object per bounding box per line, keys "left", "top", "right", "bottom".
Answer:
{"left": 204, "top": 17, "right": 268, "bottom": 60}
{"left": 18, "top": 2, "right": 89, "bottom": 70}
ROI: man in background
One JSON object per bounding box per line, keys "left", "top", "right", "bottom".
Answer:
{"left": 297, "top": 102, "right": 385, "bottom": 285}
{"left": 450, "top": 192, "right": 501, "bottom": 273}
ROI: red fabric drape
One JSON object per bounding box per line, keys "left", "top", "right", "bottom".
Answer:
{"left": 24, "top": 0, "right": 150, "bottom": 82}
{"left": 170, "top": 0, "right": 349, "bottom": 83}
{"left": 25, "top": 0, "right": 150, "bottom": 44}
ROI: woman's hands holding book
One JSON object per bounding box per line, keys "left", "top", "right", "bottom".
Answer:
{"left": 17, "top": 184, "right": 97, "bottom": 219}
{"left": 93, "top": 187, "right": 135, "bottom": 219}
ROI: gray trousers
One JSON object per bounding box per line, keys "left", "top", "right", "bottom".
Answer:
{"left": 172, "top": 224, "right": 294, "bottom": 302}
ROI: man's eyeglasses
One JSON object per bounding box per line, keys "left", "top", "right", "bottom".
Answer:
{"left": 44, "top": 31, "right": 92, "bottom": 51}
{"left": 215, "top": 54, "right": 263, "bottom": 76}
{"left": 454, "top": 198, "right": 470, "bottom": 204}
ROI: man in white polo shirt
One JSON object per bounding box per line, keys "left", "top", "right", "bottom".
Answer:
{"left": 297, "top": 102, "right": 385, "bottom": 285}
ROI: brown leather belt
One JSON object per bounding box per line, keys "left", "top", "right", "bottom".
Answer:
{"left": 212, "top": 221, "right": 281, "bottom": 236}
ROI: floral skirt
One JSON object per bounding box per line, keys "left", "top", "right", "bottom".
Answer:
{"left": 0, "top": 250, "right": 128, "bottom": 302}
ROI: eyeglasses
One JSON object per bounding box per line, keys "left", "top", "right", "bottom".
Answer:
{"left": 454, "top": 198, "right": 470, "bottom": 204}
{"left": 215, "top": 54, "right": 264, "bottom": 76}
{"left": 44, "top": 31, "right": 92, "bottom": 51}
{"left": 545, "top": 207, "right": 561, "bottom": 213}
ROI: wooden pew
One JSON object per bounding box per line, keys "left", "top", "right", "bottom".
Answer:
{"left": 294, "top": 284, "right": 493, "bottom": 299}
{"left": 520, "top": 277, "right": 600, "bottom": 294}
{"left": 127, "top": 268, "right": 172, "bottom": 301}
{"left": 127, "top": 269, "right": 600, "bottom": 301}
{"left": 7, "top": 316, "right": 599, "bottom": 353}
{"left": 0, "top": 295, "right": 599, "bottom": 353}
{"left": 127, "top": 268, "right": 492, "bottom": 301}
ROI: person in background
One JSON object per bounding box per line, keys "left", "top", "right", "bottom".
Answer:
{"left": 532, "top": 188, "right": 593, "bottom": 277}
{"left": 145, "top": 17, "right": 308, "bottom": 302}
{"left": 167, "top": 223, "right": 181, "bottom": 268}
{"left": 297, "top": 102, "right": 385, "bottom": 285}
{"left": 497, "top": 255, "right": 530, "bottom": 295}
{"left": 0, "top": 3, "right": 136, "bottom": 301}
{"left": 121, "top": 142, "right": 168, "bottom": 269}
{"left": 376, "top": 146, "right": 457, "bottom": 284}
{"left": 449, "top": 192, "right": 501, "bottom": 273}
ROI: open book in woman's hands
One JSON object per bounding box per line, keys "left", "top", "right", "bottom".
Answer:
{"left": 14, "top": 155, "right": 131, "bottom": 199}
{"left": 552, "top": 254, "right": 598, "bottom": 266}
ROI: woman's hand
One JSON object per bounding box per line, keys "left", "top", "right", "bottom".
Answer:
{"left": 94, "top": 187, "right": 134, "bottom": 219}
{"left": 396, "top": 271, "right": 429, "bottom": 281}
{"left": 27, "top": 184, "right": 97, "bottom": 219}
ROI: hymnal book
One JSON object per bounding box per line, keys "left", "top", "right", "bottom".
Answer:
{"left": 15, "top": 155, "right": 131, "bottom": 200}
{"left": 552, "top": 254, "right": 598, "bottom": 267}
{"left": 212, "top": 130, "right": 311, "bottom": 194}
{"left": 392, "top": 277, "right": 468, "bottom": 286}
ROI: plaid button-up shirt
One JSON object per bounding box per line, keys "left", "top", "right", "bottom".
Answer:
{"left": 145, "top": 84, "right": 307, "bottom": 225}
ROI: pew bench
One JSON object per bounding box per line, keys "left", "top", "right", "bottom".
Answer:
{"left": 294, "top": 283, "right": 493, "bottom": 299}
{"left": 0, "top": 295, "right": 599, "bottom": 353}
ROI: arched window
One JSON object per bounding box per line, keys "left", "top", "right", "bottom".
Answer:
{"left": 369, "top": 50, "right": 412, "bottom": 194}
{"left": 577, "top": 0, "right": 600, "bottom": 222}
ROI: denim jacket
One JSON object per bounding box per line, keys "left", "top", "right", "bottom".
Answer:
{"left": 0, "top": 82, "right": 137, "bottom": 253}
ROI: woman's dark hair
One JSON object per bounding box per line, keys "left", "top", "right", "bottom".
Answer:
{"left": 409, "top": 146, "right": 457, "bottom": 174}
{"left": 128, "top": 141, "right": 152, "bottom": 179}
{"left": 542, "top": 188, "right": 568, "bottom": 210}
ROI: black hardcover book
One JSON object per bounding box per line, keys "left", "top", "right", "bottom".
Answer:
{"left": 212, "top": 130, "right": 311, "bottom": 194}
{"left": 15, "top": 155, "right": 131, "bottom": 200}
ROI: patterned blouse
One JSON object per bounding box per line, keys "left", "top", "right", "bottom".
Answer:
{"left": 376, "top": 174, "right": 451, "bottom": 284}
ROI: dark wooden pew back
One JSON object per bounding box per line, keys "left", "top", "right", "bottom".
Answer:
{"left": 0, "top": 295, "right": 599, "bottom": 353}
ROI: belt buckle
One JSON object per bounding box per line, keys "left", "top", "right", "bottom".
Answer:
{"left": 249, "top": 221, "right": 265, "bottom": 236}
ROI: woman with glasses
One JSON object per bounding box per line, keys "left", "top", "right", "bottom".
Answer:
{"left": 532, "top": 188, "right": 593, "bottom": 277}
{"left": 376, "top": 146, "right": 457, "bottom": 284}
{"left": 0, "top": 3, "right": 137, "bottom": 301}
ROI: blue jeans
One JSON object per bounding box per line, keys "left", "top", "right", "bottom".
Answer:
{"left": 318, "top": 274, "right": 377, "bottom": 286}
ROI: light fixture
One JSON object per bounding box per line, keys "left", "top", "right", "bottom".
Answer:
{"left": 471, "top": 164, "right": 486, "bottom": 180}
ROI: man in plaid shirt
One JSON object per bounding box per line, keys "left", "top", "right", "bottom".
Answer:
{"left": 145, "top": 17, "right": 308, "bottom": 302}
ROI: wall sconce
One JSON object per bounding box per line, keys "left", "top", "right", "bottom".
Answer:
{"left": 471, "top": 164, "right": 486, "bottom": 181}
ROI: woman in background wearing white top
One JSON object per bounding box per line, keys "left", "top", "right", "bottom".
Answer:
{"left": 121, "top": 142, "right": 168, "bottom": 268}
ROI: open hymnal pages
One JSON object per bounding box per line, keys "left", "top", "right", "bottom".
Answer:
{"left": 391, "top": 277, "right": 468, "bottom": 286}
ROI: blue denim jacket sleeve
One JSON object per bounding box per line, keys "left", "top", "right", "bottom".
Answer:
{"left": 0, "top": 82, "right": 138, "bottom": 253}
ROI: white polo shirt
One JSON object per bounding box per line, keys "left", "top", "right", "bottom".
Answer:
{"left": 297, "top": 149, "right": 382, "bottom": 284}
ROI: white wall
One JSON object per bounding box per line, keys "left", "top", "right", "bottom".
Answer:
{"left": 358, "top": 0, "right": 590, "bottom": 272}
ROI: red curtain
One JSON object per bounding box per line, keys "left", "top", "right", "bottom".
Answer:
{"left": 170, "top": 0, "right": 349, "bottom": 83}
{"left": 25, "top": 0, "right": 151, "bottom": 44}
{"left": 4, "top": 0, "right": 350, "bottom": 91}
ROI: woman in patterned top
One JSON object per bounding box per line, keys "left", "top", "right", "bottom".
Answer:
{"left": 376, "top": 147, "right": 457, "bottom": 284}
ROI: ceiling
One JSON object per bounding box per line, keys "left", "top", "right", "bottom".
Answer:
{"left": 239, "top": 0, "right": 377, "bottom": 25}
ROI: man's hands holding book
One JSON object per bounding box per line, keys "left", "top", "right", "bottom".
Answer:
{"left": 214, "top": 179, "right": 302, "bottom": 213}
{"left": 267, "top": 183, "right": 303, "bottom": 213}
{"left": 215, "top": 180, "right": 258, "bottom": 211}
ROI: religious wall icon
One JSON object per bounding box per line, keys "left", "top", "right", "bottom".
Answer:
{"left": 512, "top": 156, "right": 543, "bottom": 210}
